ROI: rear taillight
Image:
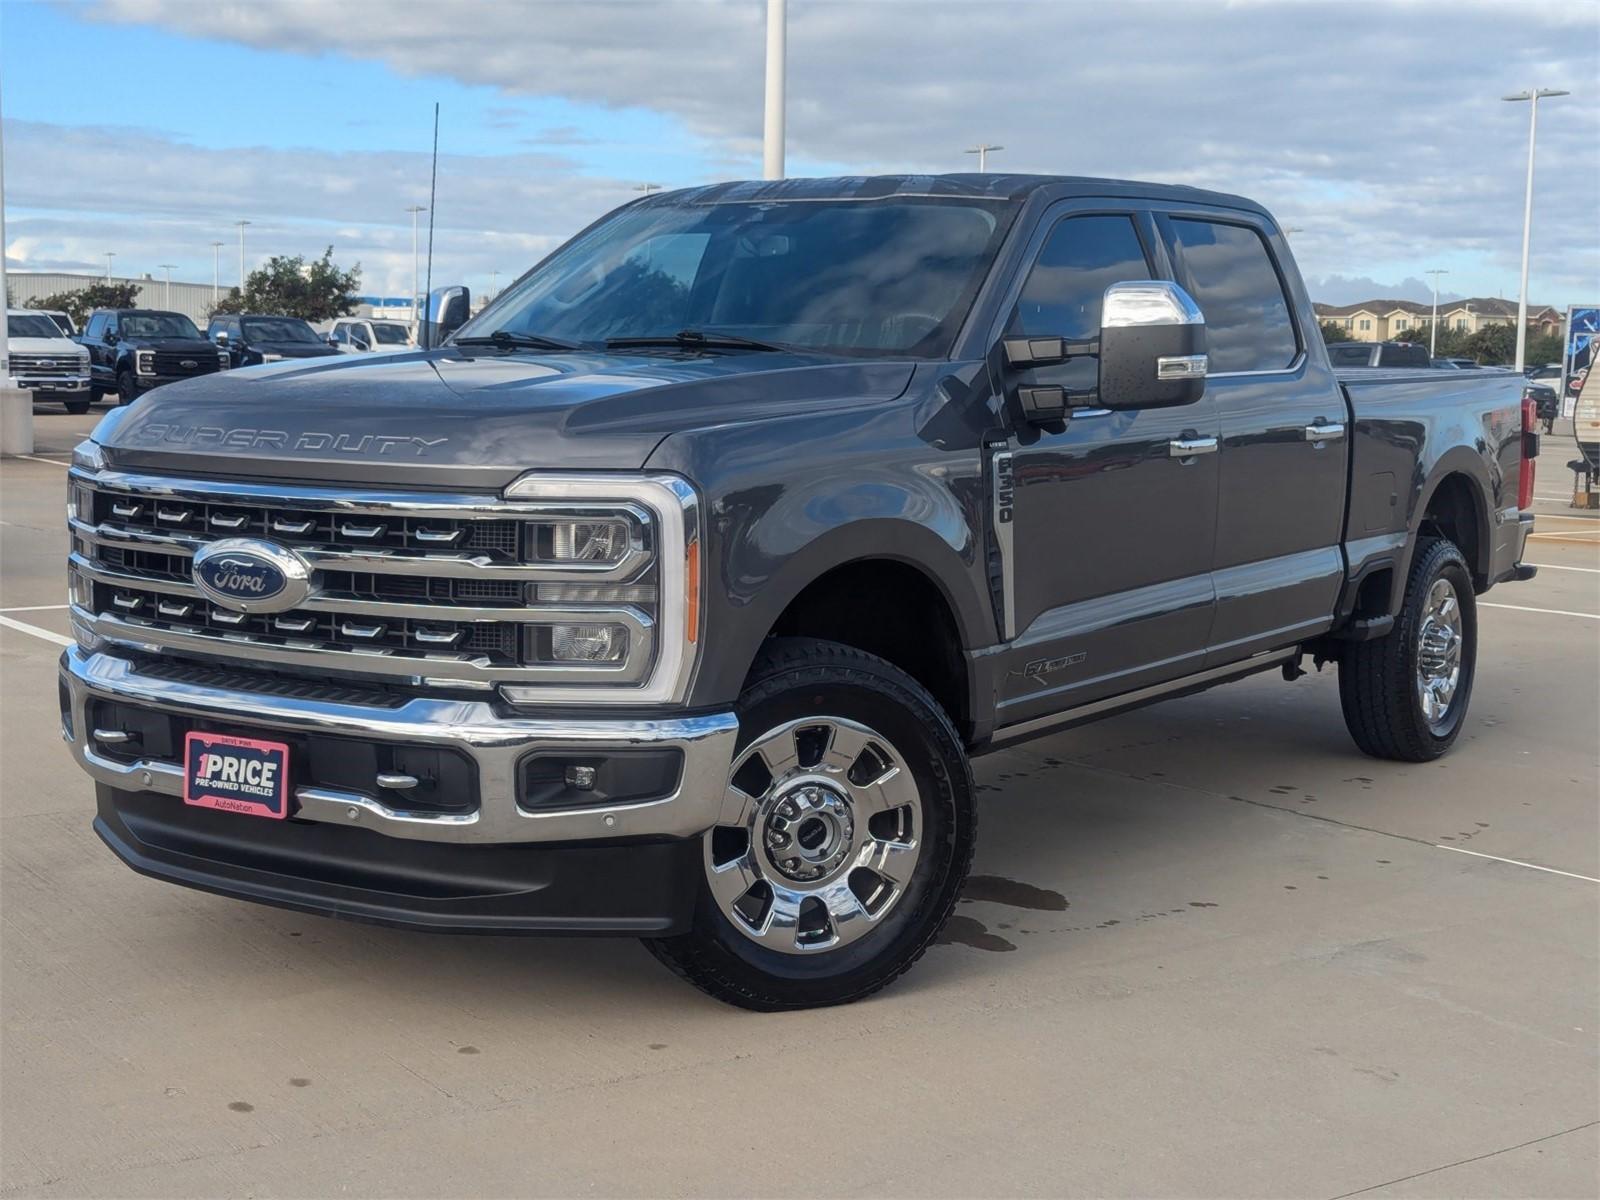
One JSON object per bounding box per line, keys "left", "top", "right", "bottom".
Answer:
{"left": 1518, "top": 387, "right": 1540, "bottom": 511}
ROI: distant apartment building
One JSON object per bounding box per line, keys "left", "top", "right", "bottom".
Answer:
{"left": 1313, "top": 298, "right": 1562, "bottom": 343}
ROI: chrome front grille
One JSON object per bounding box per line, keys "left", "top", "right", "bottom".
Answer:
{"left": 10, "top": 353, "right": 86, "bottom": 379}
{"left": 65, "top": 469, "right": 693, "bottom": 697}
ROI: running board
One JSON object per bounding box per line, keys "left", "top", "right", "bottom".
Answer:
{"left": 983, "top": 649, "right": 1298, "bottom": 753}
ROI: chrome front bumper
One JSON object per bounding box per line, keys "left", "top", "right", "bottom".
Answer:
{"left": 59, "top": 648, "right": 739, "bottom": 845}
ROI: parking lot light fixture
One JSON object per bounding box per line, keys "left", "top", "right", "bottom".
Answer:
{"left": 234, "top": 220, "right": 251, "bottom": 291}
{"left": 965, "top": 144, "right": 1004, "bottom": 173}
{"left": 210, "top": 242, "right": 224, "bottom": 305}
{"left": 1502, "top": 88, "right": 1569, "bottom": 372}
{"left": 405, "top": 205, "right": 427, "bottom": 325}
{"left": 104, "top": 251, "right": 115, "bottom": 283}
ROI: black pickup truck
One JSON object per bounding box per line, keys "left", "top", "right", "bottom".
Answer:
{"left": 78, "top": 308, "right": 230, "bottom": 405}
{"left": 60, "top": 176, "right": 1538, "bottom": 1009}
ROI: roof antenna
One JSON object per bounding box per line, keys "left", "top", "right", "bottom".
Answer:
{"left": 421, "top": 102, "right": 439, "bottom": 349}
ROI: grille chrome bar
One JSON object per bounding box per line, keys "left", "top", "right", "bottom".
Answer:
{"left": 68, "top": 467, "right": 700, "bottom": 704}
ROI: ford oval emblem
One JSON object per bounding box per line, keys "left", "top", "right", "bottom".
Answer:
{"left": 180, "top": 359, "right": 198, "bottom": 369}
{"left": 191, "top": 539, "right": 313, "bottom": 613}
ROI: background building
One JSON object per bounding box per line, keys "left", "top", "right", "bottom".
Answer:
{"left": 1314, "top": 297, "right": 1563, "bottom": 342}
{"left": 6, "top": 270, "right": 222, "bottom": 326}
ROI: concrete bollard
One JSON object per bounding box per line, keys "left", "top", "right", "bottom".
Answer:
{"left": 0, "top": 386, "right": 36, "bottom": 456}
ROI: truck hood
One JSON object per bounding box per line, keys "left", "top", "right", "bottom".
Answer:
{"left": 247, "top": 341, "right": 341, "bottom": 359}
{"left": 9, "top": 336, "right": 87, "bottom": 356}
{"left": 91, "top": 346, "right": 916, "bottom": 489}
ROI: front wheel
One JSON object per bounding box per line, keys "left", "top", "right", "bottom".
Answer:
{"left": 1339, "top": 537, "right": 1477, "bottom": 761}
{"left": 115, "top": 370, "right": 137, "bottom": 406}
{"left": 64, "top": 398, "right": 91, "bottom": 415}
{"left": 646, "top": 638, "right": 975, "bottom": 1010}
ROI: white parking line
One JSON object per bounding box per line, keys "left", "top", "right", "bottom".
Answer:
{"left": 0, "top": 604, "right": 69, "bottom": 613}
{"left": 1436, "top": 844, "right": 1600, "bottom": 884}
{"left": 0, "top": 615, "right": 73, "bottom": 647}
{"left": 1526, "top": 562, "right": 1600, "bottom": 574}
{"left": 1533, "top": 514, "right": 1600, "bottom": 523}
{"left": 1480, "top": 601, "right": 1599, "bottom": 620}
{"left": 7, "top": 454, "right": 69, "bottom": 468}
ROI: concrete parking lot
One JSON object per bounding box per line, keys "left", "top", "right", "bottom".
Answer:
{"left": 3, "top": 402, "right": 1596, "bottom": 1198}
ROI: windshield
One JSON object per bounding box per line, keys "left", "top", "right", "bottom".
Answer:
{"left": 461, "top": 197, "right": 1014, "bottom": 358}
{"left": 372, "top": 323, "right": 410, "bottom": 345}
{"left": 120, "top": 312, "right": 202, "bottom": 339}
{"left": 1327, "top": 344, "right": 1374, "bottom": 366}
{"left": 242, "top": 317, "right": 319, "bottom": 343}
{"left": 9, "top": 314, "right": 64, "bottom": 339}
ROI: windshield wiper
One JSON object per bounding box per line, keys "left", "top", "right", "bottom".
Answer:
{"left": 453, "top": 329, "right": 584, "bottom": 352}
{"left": 605, "top": 329, "right": 791, "bottom": 353}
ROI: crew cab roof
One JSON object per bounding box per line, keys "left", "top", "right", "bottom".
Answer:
{"left": 644, "top": 173, "right": 1268, "bottom": 217}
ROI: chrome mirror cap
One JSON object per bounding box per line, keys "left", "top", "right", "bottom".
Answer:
{"left": 1103, "top": 281, "right": 1205, "bottom": 329}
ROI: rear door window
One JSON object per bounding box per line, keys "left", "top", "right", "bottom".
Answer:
{"left": 1166, "top": 218, "right": 1299, "bottom": 374}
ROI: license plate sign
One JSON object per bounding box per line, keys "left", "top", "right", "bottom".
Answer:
{"left": 183, "top": 732, "right": 290, "bottom": 819}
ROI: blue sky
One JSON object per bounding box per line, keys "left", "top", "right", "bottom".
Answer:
{"left": 3, "top": 0, "right": 1595, "bottom": 307}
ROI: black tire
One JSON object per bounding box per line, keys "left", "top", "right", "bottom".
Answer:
{"left": 89, "top": 385, "right": 108, "bottom": 402}
{"left": 646, "top": 637, "right": 975, "bottom": 1010}
{"left": 1339, "top": 537, "right": 1477, "bottom": 762}
{"left": 115, "top": 369, "right": 138, "bottom": 406}
{"left": 64, "top": 399, "right": 91, "bottom": 415}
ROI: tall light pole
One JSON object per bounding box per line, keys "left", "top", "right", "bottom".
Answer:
{"left": 104, "top": 251, "right": 116, "bottom": 283}
{"left": 965, "top": 144, "right": 1004, "bottom": 172}
{"left": 234, "top": 220, "right": 251, "bottom": 292}
{"left": 762, "top": 0, "right": 786, "bottom": 179}
{"left": 210, "top": 241, "right": 224, "bottom": 305}
{"left": 157, "top": 264, "right": 176, "bottom": 309}
{"left": 489, "top": 269, "right": 498, "bottom": 298}
{"left": 1503, "top": 88, "right": 1568, "bottom": 372}
{"left": 1425, "top": 269, "right": 1449, "bottom": 357}
{"left": 405, "top": 204, "right": 427, "bottom": 322}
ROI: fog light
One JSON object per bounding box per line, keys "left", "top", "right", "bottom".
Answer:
{"left": 566, "top": 765, "right": 597, "bottom": 791}
{"left": 550, "top": 623, "right": 626, "bottom": 663}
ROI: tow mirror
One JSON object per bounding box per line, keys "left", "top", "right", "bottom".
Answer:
{"left": 423, "top": 285, "right": 471, "bottom": 348}
{"left": 214, "top": 330, "right": 229, "bottom": 346}
{"left": 1097, "top": 281, "right": 1207, "bottom": 410}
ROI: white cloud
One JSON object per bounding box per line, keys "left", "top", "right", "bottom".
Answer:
{"left": 16, "top": 0, "right": 1600, "bottom": 305}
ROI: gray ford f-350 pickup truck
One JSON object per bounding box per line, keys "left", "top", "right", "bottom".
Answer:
{"left": 60, "top": 175, "right": 1539, "bottom": 1009}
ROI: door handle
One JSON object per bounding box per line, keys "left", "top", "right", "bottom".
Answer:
{"left": 1168, "top": 436, "right": 1218, "bottom": 459}
{"left": 1304, "top": 421, "right": 1346, "bottom": 442}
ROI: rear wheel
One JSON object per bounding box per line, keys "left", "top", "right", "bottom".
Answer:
{"left": 1339, "top": 537, "right": 1477, "bottom": 761}
{"left": 646, "top": 638, "right": 975, "bottom": 1010}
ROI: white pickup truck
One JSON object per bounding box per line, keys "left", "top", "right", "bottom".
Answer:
{"left": 7, "top": 309, "right": 94, "bottom": 413}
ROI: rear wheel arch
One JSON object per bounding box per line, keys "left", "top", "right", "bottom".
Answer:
{"left": 1392, "top": 458, "right": 1493, "bottom": 610}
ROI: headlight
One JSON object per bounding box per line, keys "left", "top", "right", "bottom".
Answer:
{"left": 135, "top": 351, "right": 156, "bottom": 376}
{"left": 71, "top": 440, "right": 105, "bottom": 472}
{"left": 498, "top": 473, "right": 700, "bottom": 706}
{"left": 261, "top": 352, "right": 284, "bottom": 363}
{"left": 216, "top": 352, "right": 231, "bottom": 370}
{"left": 544, "top": 623, "right": 629, "bottom": 663}
{"left": 541, "top": 519, "right": 629, "bottom": 563}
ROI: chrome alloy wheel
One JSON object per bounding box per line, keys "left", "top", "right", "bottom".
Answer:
{"left": 704, "top": 716, "right": 922, "bottom": 954}
{"left": 1415, "top": 577, "right": 1464, "bottom": 724}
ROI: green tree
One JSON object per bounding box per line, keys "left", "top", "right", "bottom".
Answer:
{"left": 211, "top": 246, "right": 360, "bottom": 322}
{"left": 1464, "top": 323, "right": 1516, "bottom": 365}
{"left": 26, "top": 282, "right": 142, "bottom": 327}
{"left": 1319, "top": 320, "right": 1353, "bottom": 344}
{"left": 1525, "top": 331, "right": 1564, "bottom": 367}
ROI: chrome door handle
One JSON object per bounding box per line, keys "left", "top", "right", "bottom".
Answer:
{"left": 1168, "top": 436, "right": 1218, "bottom": 458}
{"left": 1304, "top": 421, "right": 1346, "bottom": 442}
